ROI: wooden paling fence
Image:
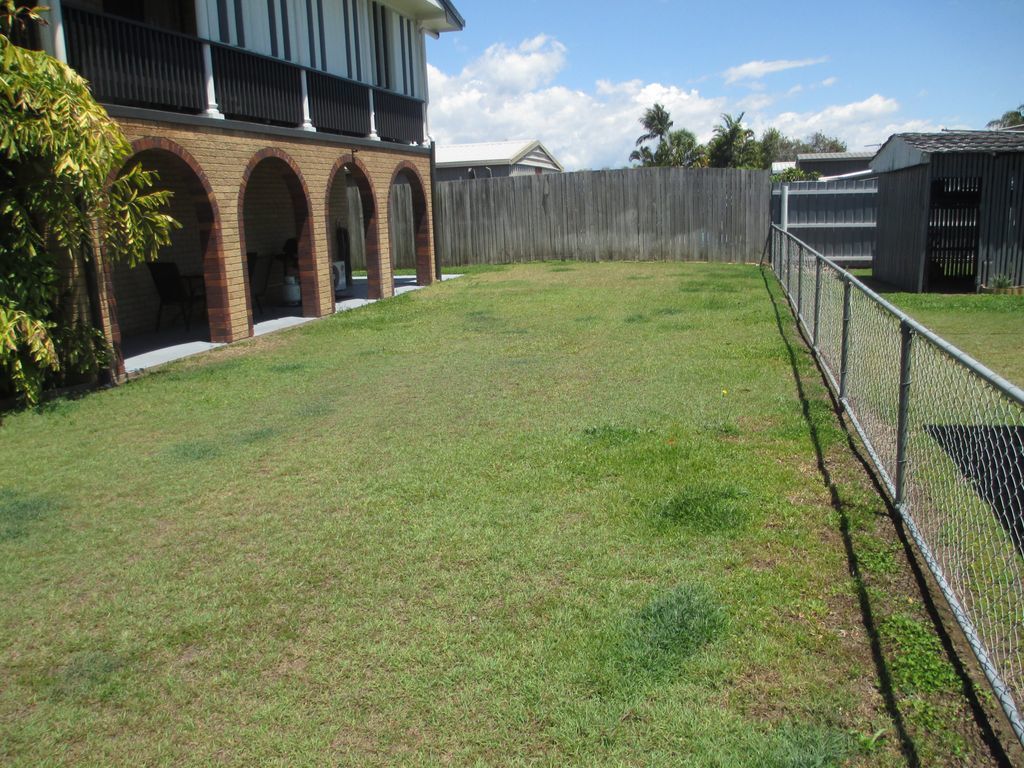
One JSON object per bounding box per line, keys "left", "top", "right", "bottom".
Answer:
{"left": 435, "top": 168, "right": 771, "bottom": 266}
{"left": 338, "top": 183, "right": 416, "bottom": 271}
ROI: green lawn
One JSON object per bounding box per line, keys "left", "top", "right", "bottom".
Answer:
{"left": 850, "top": 270, "right": 1024, "bottom": 387}
{"left": 0, "top": 263, "right": 1006, "bottom": 766}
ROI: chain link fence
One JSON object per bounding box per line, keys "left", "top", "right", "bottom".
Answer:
{"left": 770, "top": 225, "right": 1024, "bottom": 748}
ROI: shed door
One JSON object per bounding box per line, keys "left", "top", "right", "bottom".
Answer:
{"left": 926, "top": 177, "right": 981, "bottom": 291}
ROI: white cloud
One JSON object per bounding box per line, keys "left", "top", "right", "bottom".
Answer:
{"left": 821, "top": 77, "right": 838, "bottom": 87}
{"left": 427, "top": 37, "right": 725, "bottom": 169}
{"left": 723, "top": 57, "right": 828, "bottom": 85}
{"left": 427, "top": 39, "right": 938, "bottom": 168}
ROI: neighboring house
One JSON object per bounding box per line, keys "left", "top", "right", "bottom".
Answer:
{"left": 435, "top": 140, "right": 564, "bottom": 182}
{"left": 21, "top": 0, "right": 463, "bottom": 375}
{"left": 872, "top": 131, "right": 1024, "bottom": 292}
{"left": 796, "top": 151, "right": 874, "bottom": 178}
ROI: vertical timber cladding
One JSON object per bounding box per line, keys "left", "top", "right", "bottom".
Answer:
{"left": 108, "top": 115, "right": 435, "bottom": 339}
{"left": 435, "top": 168, "right": 771, "bottom": 266}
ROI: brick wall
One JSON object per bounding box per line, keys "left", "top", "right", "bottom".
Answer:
{"left": 103, "top": 116, "right": 435, "bottom": 355}
{"left": 111, "top": 152, "right": 205, "bottom": 336}
{"left": 242, "top": 161, "right": 299, "bottom": 303}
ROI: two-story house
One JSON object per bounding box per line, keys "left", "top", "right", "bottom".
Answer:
{"left": 29, "top": 0, "right": 463, "bottom": 373}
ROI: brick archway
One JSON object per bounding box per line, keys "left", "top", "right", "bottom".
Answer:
{"left": 103, "top": 137, "right": 230, "bottom": 376}
{"left": 388, "top": 161, "right": 432, "bottom": 287}
{"left": 238, "top": 148, "right": 322, "bottom": 332}
{"left": 326, "top": 154, "right": 385, "bottom": 300}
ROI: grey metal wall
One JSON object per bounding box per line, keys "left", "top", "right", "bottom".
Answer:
{"left": 931, "top": 153, "right": 1024, "bottom": 288}
{"left": 876, "top": 154, "right": 1024, "bottom": 292}
{"left": 875, "top": 164, "right": 931, "bottom": 291}
{"left": 436, "top": 167, "right": 771, "bottom": 266}
{"left": 771, "top": 179, "right": 877, "bottom": 264}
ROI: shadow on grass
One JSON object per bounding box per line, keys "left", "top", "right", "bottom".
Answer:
{"left": 761, "top": 267, "right": 1014, "bottom": 767}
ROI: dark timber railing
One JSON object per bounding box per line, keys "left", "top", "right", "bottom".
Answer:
{"left": 374, "top": 89, "right": 425, "bottom": 144}
{"left": 60, "top": 4, "right": 423, "bottom": 145}
{"left": 63, "top": 5, "right": 206, "bottom": 114}
{"left": 308, "top": 70, "right": 372, "bottom": 136}
{"left": 210, "top": 43, "right": 303, "bottom": 126}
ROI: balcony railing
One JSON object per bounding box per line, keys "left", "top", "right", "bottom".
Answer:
{"left": 60, "top": 5, "right": 423, "bottom": 144}
{"left": 308, "top": 71, "right": 372, "bottom": 136}
{"left": 374, "top": 89, "right": 425, "bottom": 145}
{"left": 210, "top": 44, "right": 303, "bottom": 126}
{"left": 64, "top": 5, "right": 206, "bottom": 114}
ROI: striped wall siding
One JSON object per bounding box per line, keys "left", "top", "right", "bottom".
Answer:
{"left": 201, "top": 0, "right": 426, "bottom": 98}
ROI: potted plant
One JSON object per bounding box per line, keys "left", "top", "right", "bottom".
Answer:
{"left": 980, "top": 274, "right": 1024, "bottom": 295}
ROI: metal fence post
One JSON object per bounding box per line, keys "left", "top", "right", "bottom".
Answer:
{"left": 839, "top": 278, "right": 852, "bottom": 400}
{"left": 894, "top": 320, "right": 914, "bottom": 508}
{"left": 813, "top": 256, "right": 823, "bottom": 350}
{"left": 796, "top": 245, "right": 804, "bottom": 325}
{"left": 785, "top": 236, "right": 791, "bottom": 296}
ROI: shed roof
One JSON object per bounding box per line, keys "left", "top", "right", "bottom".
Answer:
{"left": 871, "top": 130, "right": 1024, "bottom": 173}
{"left": 435, "top": 140, "right": 564, "bottom": 171}
{"left": 796, "top": 151, "right": 875, "bottom": 162}
{"left": 886, "top": 131, "right": 1024, "bottom": 154}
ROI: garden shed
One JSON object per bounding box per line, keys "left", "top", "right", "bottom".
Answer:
{"left": 871, "top": 130, "right": 1024, "bottom": 292}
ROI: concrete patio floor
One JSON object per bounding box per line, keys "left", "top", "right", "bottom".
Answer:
{"left": 123, "top": 274, "right": 462, "bottom": 375}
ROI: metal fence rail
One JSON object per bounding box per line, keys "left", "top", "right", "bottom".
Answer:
{"left": 770, "top": 224, "right": 1024, "bottom": 748}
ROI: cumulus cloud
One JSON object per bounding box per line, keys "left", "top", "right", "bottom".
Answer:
{"left": 427, "top": 38, "right": 939, "bottom": 168}
{"left": 723, "top": 57, "right": 828, "bottom": 84}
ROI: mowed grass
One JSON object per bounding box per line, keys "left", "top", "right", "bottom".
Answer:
{"left": 851, "top": 270, "right": 1024, "bottom": 387}
{"left": 0, "top": 263, "right": 1002, "bottom": 766}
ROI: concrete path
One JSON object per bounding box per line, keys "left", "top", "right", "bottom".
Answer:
{"left": 123, "top": 274, "right": 463, "bottom": 375}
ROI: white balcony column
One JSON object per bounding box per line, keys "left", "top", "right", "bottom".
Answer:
{"left": 194, "top": 0, "right": 225, "bottom": 119}
{"left": 300, "top": 70, "right": 315, "bottom": 131}
{"left": 368, "top": 90, "right": 380, "bottom": 141}
{"left": 48, "top": 0, "right": 67, "bottom": 62}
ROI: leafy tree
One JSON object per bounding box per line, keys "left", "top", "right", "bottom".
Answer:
{"left": 771, "top": 168, "right": 820, "bottom": 183}
{"left": 758, "top": 127, "right": 800, "bottom": 167}
{"left": 1, "top": 4, "right": 177, "bottom": 405}
{"left": 634, "top": 103, "right": 673, "bottom": 147}
{"left": 707, "top": 113, "right": 760, "bottom": 169}
{"left": 804, "top": 131, "right": 848, "bottom": 153}
{"left": 987, "top": 103, "right": 1024, "bottom": 129}
{"left": 629, "top": 104, "right": 707, "bottom": 168}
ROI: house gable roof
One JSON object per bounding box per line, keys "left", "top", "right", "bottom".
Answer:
{"left": 435, "top": 140, "right": 564, "bottom": 171}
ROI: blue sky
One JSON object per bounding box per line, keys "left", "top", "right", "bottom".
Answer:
{"left": 424, "top": 0, "right": 1024, "bottom": 170}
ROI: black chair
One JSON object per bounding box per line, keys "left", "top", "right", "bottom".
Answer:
{"left": 146, "top": 262, "right": 203, "bottom": 332}
{"left": 246, "top": 251, "right": 264, "bottom": 316}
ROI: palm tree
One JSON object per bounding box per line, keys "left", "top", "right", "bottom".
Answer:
{"left": 635, "top": 103, "right": 674, "bottom": 148}
{"left": 708, "top": 112, "right": 758, "bottom": 168}
{"left": 659, "top": 129, "right": 706, "bottom": 168}
{"left": 987, "top": 104, "right": 1024, "bottom": 130}
{"left": 628, "top": 145, "right": 656, "bottom": 166}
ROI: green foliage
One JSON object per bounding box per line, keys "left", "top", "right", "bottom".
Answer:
{"left": 0, "top": 17, "right": 177, "bottom": 405}
{"left": 986, "top": 102, "right": 1024, "bottom": 129}
{"left": 881, "top": 614, "right": 959, "bottom": 693}
{"left": 627, "top": 106, "right": 848, "bottom": 171}
{"left": 990, "top": 273, "right": 1014, "bottom": 289}
{"left": 771, "top": 168, "right": 821, "bottom": 183}
{"left": 629, "top": 103, "right": 707, "bottom": 167}
{"left": 707, "top": 112, "right": 761, "bottom": 169}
